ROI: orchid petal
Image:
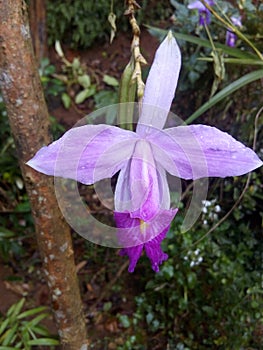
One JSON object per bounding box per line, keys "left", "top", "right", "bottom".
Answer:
{"left": 115, "top": 140, "right": 162, "bottom": 221}
{"left": 119, "top": 244, "right": 143, "bottom": 273}
{"left": 115, "top": 209, "right": 177, "bottom": 248}
{"left": 115, "top": 210, "right": 177, "bottom": 272}
{"left": 148, "top": 125, "right": 262, "bottom": 179}
{"left": 144, "top": 229, "right": 169, "bottom": 272}
{"left": 27, "top": 125, "right": 138, "bottom": 185}
{"left": 137, "top": 32, "right": 181, "bottom": 133}
{"left": 156, "top": 164, "right": 170, "bottom": 210}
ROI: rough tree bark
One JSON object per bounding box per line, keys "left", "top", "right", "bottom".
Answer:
{"left": 0, "top": 1, "right": 88, "bottom": 349}
{"left": 29, "top": 0, "right": 48, "bottom": 63}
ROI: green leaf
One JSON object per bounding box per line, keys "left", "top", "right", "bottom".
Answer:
{"left": 77, "top": 74, "right": 91, "bottom": 89}
{"left": 29, "top": 325, "right": 49, "bottom": 337}
{"left": 0, "top": 319, "right": 10, "bottom": 336}
{"left": 6, "top": 299, "right": 25, "bottom": 319}
{"left": 61, "top": 93, "right": 71, "bottom": 109}
{"left": 17, "top": 307, "right": 47, "bottom": 320}
{"left": 0, "top": 228, "right": 16, "bottom": 239}
{"left": 103, "top": 74, "right": 119, "bottom": 87}
{"left": 103, "top": 302, "right": 112, "bottom": 312}
{"left": 198, "top": 57, "right": 263, "bottom": 66}
{"left": 0, "top": 347, "right": 19, "bottom": 350}
{"left": 27, "top": 338, "right": 59, "bottom": 346}
{"left": 146, "top": 312, "right": 154, "bottom": 325}
{"left": 24, "top": 313, "right": 49, "bottom": 328}
{"left": 14, "top": 202, "right": 31, "bottom": 213}
{"left": 1, "top": 326, "right": 18, "bottom": 346}
{"left": 75, "top": 86, "right": 96, "bottom": 104}
{"left": 21, "top": 327, "right": 30, "bottom": 346}
{"left": 94, "top": 90, "right": 118, "bottom": 109}
{"left": 118, "top": 315, "right": 130, "bottom": 328}
{"left": 72, "top": 58, "right": 81, "bottom": 71}
{"left": 186, "top": 69, "right": 263, "bottom": 123}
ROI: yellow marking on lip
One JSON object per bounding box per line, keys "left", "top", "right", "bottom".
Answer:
{"left": 140, "top": 220, "right": 148, "bottom": 235}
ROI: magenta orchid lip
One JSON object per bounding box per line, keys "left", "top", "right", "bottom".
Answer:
{"left": 27, "top": 32, "right": 262, "bottom": 273}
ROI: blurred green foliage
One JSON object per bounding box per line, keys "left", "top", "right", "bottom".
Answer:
{"left": 47, "top": 0, "right": 124, "bottom": 49}
{"left": 51, "top": 41, "right": 119, "bottom": 111}
{"left": 118, "top": 174, "right": 263, "bottom": 348}
{"left": 0, "top": 96, "right": 31, "bottom": 262}
{"left": 46, "top": 0, "right": 172, "bottom": 49}
{"left": 169, "top": 0, "right": 263, "bottom": 93}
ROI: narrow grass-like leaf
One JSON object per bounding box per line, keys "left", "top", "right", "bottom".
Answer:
{"left": 0, "top": 319, "right": 10, "bottom": 336}
{"left": 185, "top": 69, "right": 263, "bottom": 123}
{"left": 1, "top": 326, "right": 18, "bottom": 346}
{"left": 0, "top": 228, "right": 16, "bottom": 239}
{"left": 24, "top": 313, "right": 49, "bottom": 328}
{"left": 146, "top": 26, "right": 257, "bottom": 59}
{"left": 27, "top": 338, "right": 59, "bottom": 345}
{"left": 21, "top": 327, "right": 30, "bottom": 347}
{"left": 14, "top": 341, "right": 22, "bottom": 348}
{"left": 17, "top": 306, "right": 47, "bottom": 320}
{"left": 198, "top": 57, "right": 263, "bottom": 66}
{"left": 6, "top": 299, "right": 25, "bottom": 318}
{"left": 30, "top": 325, "right": 49, "bottom": 337}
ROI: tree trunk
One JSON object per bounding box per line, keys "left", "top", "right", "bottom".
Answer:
{"left": 29, "top": 0, "right": 48, "bottom": 63}
{"left": 0, "top": 1, "right": 87, "bottom": 348}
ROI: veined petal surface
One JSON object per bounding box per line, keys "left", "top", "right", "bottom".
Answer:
{"left": 137, "top": 32, "right": 181, "bottom": 133}
{"left": 114, "top": 140, "right": 169, "bottom": 221}
{"left": 27, "top": 124, "right": 138, "bottom": 184}
{"left": 148, "top": 125, "right": 262, "bottom": 179}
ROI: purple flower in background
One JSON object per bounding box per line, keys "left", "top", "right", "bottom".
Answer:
{"left": 188, "top": 0, "right": 215, "bottom": 26}
{"left": 226, "top": 16, "right": 242, "bottom": 47}
{"left": 27, "top": 32, "right": 262, "bottom": 273}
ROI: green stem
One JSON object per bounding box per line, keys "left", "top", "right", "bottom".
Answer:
{"left": 118, "top": 58, "right": 136, "bottom": 130}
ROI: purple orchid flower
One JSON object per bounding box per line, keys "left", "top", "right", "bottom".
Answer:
{"left": 226, "top": 16, "right": 242, "bottom": 47}
{"left": 188, "top": 0, "right": 215, "bottom": 26}
{"left": 27, "top": 32, "right": 262, "bottom": 273}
